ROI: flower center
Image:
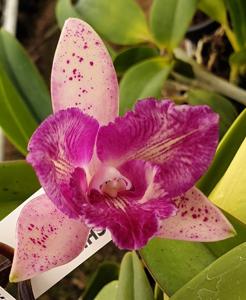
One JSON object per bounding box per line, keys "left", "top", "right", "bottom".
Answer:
{"left": 100, "top": 178, "right": 128, "bottom": 198}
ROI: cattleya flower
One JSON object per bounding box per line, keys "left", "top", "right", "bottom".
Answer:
{"left": 9, "top": 18, "right": 235, "bottom": 282}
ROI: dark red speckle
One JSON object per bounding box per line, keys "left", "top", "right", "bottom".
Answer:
{"left": 89, "top": 61, "right": 94, "bottom": 66}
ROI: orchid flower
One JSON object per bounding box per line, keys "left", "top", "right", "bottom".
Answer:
{"left": 9, "top": 18, "right": 235, "bottom": 282}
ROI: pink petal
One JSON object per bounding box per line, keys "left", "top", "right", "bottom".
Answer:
{"left": 85, "top": 160, "right": 176, "bottom": 249}
{"left": 51, "top": 18, "right": 119, "bottom": 124}
{"left": 97, "top": 99, "right": 219, "bottom": 198}
{"left": 27, "top": 108, "right": 98, "bottom": 217}
{"left": 157, "top": 187, "right": 235, "bottom": 241}
{"left": 9, "top": 194, "right": 89, "bottom": 282}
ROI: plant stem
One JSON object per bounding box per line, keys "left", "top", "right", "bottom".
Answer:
{"left": 174, "top": 49, "right": 246, "bottom": 106}
{"left": 223, "top": 24, "right": 240, "bottom": 52}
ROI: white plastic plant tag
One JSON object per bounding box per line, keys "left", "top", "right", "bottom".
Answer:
{"left": 0, "top": 287, "right": 16, "bottom": 300}
{"left": 0, "top": 189, "right": 112, "bottom": 298}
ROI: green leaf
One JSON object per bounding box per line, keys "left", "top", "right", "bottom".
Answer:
{"left": 75, "top": 0, "right": 152, "bottom": 45}
{"left": 187, "top": 89, "right": 238, "bottom": 138}
{"left": 170, "top": 242, "right": 246, "bottom": 299}
{"left": 140, "top": 239, "right": 216, "bottom": 296}
{"left": 56, "top": 0, "right": 81, "bottom": 28}
{"left": 0, "top": 160, "right": 40, "bottom": 220}
{"left": 230, "top": 49, "right": 246, "bottom": 65}
{"left": 150, "top": 0, "right": 198, "bottom": 50}
{"left": 114, "top": 47, "right": 159, "bottom": 76}
{"left": 82, "top": 262, "right": 119, "bottom": 300}
{"left": 120, "top": 57, "right": 172, "bottom": 114}
{"left": 0, "top": 66, "right": 38, "bottom": 155}
{"left": 117, "top": 252, "right": 154, "bottom": 300}
{"left": 209, "top": 138, "right": 246, "bottom": 225}
{"left": 198, "top": 0, "right": 227, "bottom": 24}
{"left": 95, "top": 281, "right": 118, "bottom": 300}
{"left": 0, "top": 30, "right": 51, "bottom": 122}
{"left": 206, "top": 212, "right": 246, "bottom": 257}
{"left": 198, "top": 108, "right": 246, "bottom": 195}
{"left": 224, "top": 0, "right": 246, "bottom": 49}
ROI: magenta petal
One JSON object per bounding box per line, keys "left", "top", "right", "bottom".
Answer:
{"left": 51, "top": 18, "right": 119, "bottom": 124}
{"left": 97, "top": 99, "right": 219, "bottom": 197}
{"left": 157, "top": 187, "right": 235, "bottom": 241}
{"left": 9, "top": 194, "right": 89, "bottom": 282}
{"left": 85, "top": 160, "right": 176, "bottom": 249}
{"left": 86, "top": 189, "right": 159, "bottom": 250}
{"left": 27, "top": 108, "right": 98, "bottom": 217}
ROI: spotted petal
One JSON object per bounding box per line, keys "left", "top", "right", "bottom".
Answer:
{"left": 51, "top": 18, "right": 119, "bottom": 124}
{"left": 157, "top": 187, "right": 236, "bottom": 241}
{"left": 9, "top": 194, "right": 89, "bottom": 282}
{"left": 27, "top": 108, "right": 99, "bottom": 217}
{"left": 97, "top": 99, "right": 219, "bottom": 198}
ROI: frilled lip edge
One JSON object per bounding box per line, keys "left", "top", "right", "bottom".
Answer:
{"left": 0, "top": 242, "right": 35, "bottom": 299}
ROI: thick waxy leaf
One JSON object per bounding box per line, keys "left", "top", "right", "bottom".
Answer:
{"left": 10, "top": 194, "right": 89, "bottom": 282}
{"left": 140, "top": 239, "right": 216, "bottom": 296}
{"left": 0, "top": 66, "right": 37, "bottom": 155}
{"left": 51, "top": 18, "right": 119, "bottom": 125}
{"left": 0, "top": 160, "right": 40, "bottom": 220}
{"left": 198, "top": 0, "right": 227, "bottom": 24}
{"left": 206, "top": 212, "right": 246, "bottom": 257}
{"left": 187, "top": 89, "right": 238, "bottom": 138}
{"left": 198, "top": 108, "right": 246, "bottom": 195}
{"left": 0, "top": 30, "right": 51, "bottom": 122}
{"left": 224, "top": 0, "right": 246, "bottom": 49}
{"left": 150, "top": 0, "right": 198, "bottom": 49}
{"left": 56, "top": 0, "right": 81, "bottom": 28}
{"left": 75, "top": 0, "right": 152, "bottom": 45}
{"left": 120, "top": 57, "right": 172, "bottom": 114}
{"left": 82, "top": 262, "right": 119, "bottom": 300}
{"left": 209, "top": 139, "right": 246, "bottom": 224}
{"left": 117, "top": 252, "right": 154, "bottom": 300}
{"left": 170, "top": 242, "right": 246, "bottom": 299}
{"left": 95, "top": 281, "right": 118, "bottom": 300}
{"left": 114, "top": 47, "right": 159, "bottom": 76}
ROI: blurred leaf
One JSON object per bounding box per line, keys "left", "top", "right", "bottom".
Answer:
{"left": 82, "top": 262, "right": 119, "bottom": 300}
{"left": 120, "top": 57, "right": 172, "bottom": 114}
{"left": 198, "top": 108, "right": 246, "bottom": 195}
{"left": 0, "top": 66, "right": 37, "bottom": 154}
{"left": 56, "top": 0, "right": 81, "bottom": 28}
{"left": 0, "top": 30, "right": 51, "bottom": 122}
{"left": 209, "top": 138, "right": 246, "bottom": 224}
{"left": 230, "top": 49, "right": 246, "bottom": 65}
{"left": 114, "top": 47, "right": 159, "bottom": 76}
{"left": 75, "top": 0, "right": 152, "bottom": 45}
{"left": 95, "top": 281, "right": 118, "bottom": 300}
{"left": 150, "top": 0, "right": 198, "bottom": 49}
{"left": 187, "top": 89, "right": 238, "bottom": 138}
{"left": 170, "top": 242, "right": 246, "bottom": 299}
{"left": 140, "top": 239, "right": 215, "bottom": 296}
{"left": 224, "top": 0, "right": 246, "bottom": 49}
{"left": 117, "top": 252, "right": 154, "bottom": 300}
{"left": 198, "top": 0, "right": 227, "bottom": 24}
{"left": 154, "top": 284, "right": 164, "bottom": 300}
{"left": 0, "top": 160, "right": 40, "bottom": 220}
